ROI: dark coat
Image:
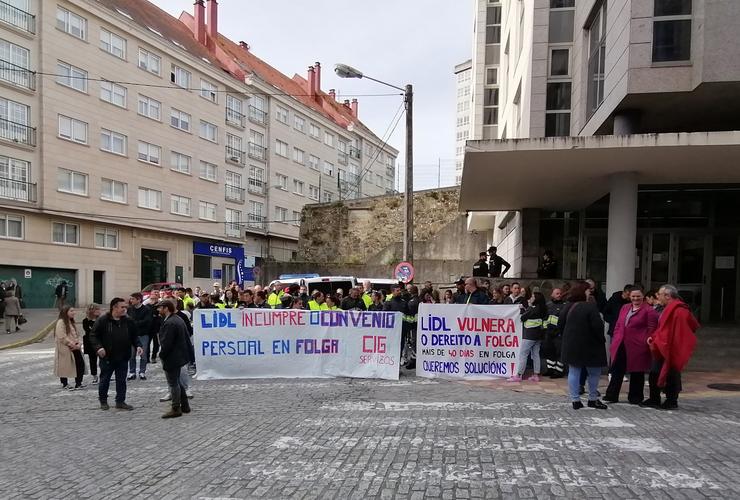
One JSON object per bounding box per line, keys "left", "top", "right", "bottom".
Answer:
{"left": 461, "top": 289, "right": 490, "bottom": 305}
{"left": 559, "top": 301, "right": 607, "bottom": 367}
{"left": 158, "top": 314, "right": 191, "bottom": 372}
{"left": 603, "top": 291, "right": 628, "bottom": 336}
{"left": 341, "top": 296, "right": 367, "bottom": 311}
{"left": 128, "top": 304, "right": 153, "bottom": 338}
{"left": 472, "top": 259, "right": 489, "bottom": 277}
{"left": 89, "top": 314, "right": 141, "bottom": 361}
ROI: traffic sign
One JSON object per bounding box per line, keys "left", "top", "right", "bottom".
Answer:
{"left": 394, "top": 261, "right": 415, "bottom": 284}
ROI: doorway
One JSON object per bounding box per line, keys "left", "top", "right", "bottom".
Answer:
{"left": 222, "top": 263, "right": 235, "bottom": 286}
{"left": 710, "top": 235, "right": 738, "bottom": 322}
{"left": 141, "top": 249, "right": 168, "bottom": 288}
{"left": 93, "top": 270, "right": 105, "bottom": 304}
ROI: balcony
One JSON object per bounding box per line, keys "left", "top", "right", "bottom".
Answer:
{"left": 0, "top": 0, "right": 35, "bottom": 34}
{"left": 225, "top": 107, "right": 245, "bottom": 128}
{"left": 247, "top": 177, "right": 266, "bottom": 196}
{"left": 248, "top": 142, "right": 266, "bottom": 162}
{"left": 225, "top": 145, "right": 246, "bottom": 166}
{"left": 349, "top": 146, "right": 361, "bottom": 160}
{"left": 224, "top": 221, "right": 242, "bottom": 238}
{"left": 225, "top": 184, "right": 245, "bottom": 203}
{"left": 0, "top": 118, "right": 36, "bottom": 147}
{"left": 246, "top": 213, "right": 266, "bottom": 231}
{"left": 0, "top": 59, "right": 35, "bottom": 91}
{"left": 0, "top": 176, "right": 36, "bottom": 202}
{"left": 248, "top": 106, "right": 267, "bottom": 125}
{"left": 337, "top": 151, "right": 349, "bottom": 166}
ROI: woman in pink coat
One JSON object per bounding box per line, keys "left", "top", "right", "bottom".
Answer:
{"left": 604, "top": 286, "right": 658, "bottom": 404}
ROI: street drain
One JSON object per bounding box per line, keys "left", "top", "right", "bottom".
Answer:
{"left": 707, "top": 383, "right": 740, "bottom": 392}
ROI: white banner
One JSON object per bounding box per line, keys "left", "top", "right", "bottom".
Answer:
{"left": 416, "top": 304, "right": 523, "bottom": 380}
{"left": 193, "top": 309, "right": 402, "bottom": 380}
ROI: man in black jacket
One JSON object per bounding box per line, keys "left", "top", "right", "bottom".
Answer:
{"left": 90, "top": 298, "right": 143, "bottom": 411}
{"left": 156, "top": 299, "right": 192, "bottom": 418}
{"left": 127, "top": 293, "right": 152, "bottom": 380}
{"left": 603, "top": 284, "right": 632, "bottom": 337}
{"left": 341, "top": 287, "right": 367, "bottom": 311}
{"left": 461, "top": 278, "right": 490, "bottom": 305}
{"left": 472, "top": 252, "right": 489, "bottom": 278}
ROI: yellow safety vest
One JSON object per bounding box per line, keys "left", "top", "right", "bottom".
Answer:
{"left": 523, "top": 318, "right": 544, "bottom": 329}
{"left": 362, "top": 293, "right": 372, "bottom": 309}
{"left": 183, "top": 296, "right": 195, "bottom": 310}
{"left": 546, "top": 315, "right": 559, "bottom": 327}
{"left": 215, "top": 303, "right": 226, "bottom": 309}
{"left": 267, "top": 291, "right": 283, "bottom": 309}
{"left": 308, "top": 300, "right": 320, "bottom": 311}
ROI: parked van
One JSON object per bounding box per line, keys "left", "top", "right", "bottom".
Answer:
{"left": 304, "top": 276, "right": 358, "bottom": 296}
{"left": 358, "top": 278, "right": 398, "bottom": 294}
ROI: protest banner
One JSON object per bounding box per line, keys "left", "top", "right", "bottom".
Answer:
{"left": 415, "top": 304, "right": 522, "bottom": 380}
{"left": 193, "top": 309, "right": 402, "bottom": 380}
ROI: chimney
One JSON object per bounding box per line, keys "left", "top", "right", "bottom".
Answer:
{"left": 328, "top": 89, "right": 336, "bottom": 100}
{"left": 343, "top": 99, "right": 351, "bottom": 109}
{"left": 308, "top": 66, "right": 316, "bottom": 98}
{"left": 194, "top": 0, "right": 206, "bottom": 44}
{"left": 314, "top": 62, "right": 321, "bottom": 93}
{"left": 206, "top": 0, "right": 218, "bottom": 51}
{"left": 239, "top": 41, "right": 250, "bottom": 52}
{"left": 351, "top": 98, "right": 358, "bottom": 118}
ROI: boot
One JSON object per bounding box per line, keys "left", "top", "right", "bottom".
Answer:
{"left": 162, "top": 405, "right": 182, "bottom": 419}
{"left": 181, "top": 400, "right": 191, "bottom": 414}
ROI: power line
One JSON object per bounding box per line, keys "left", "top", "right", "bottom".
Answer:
{"left": 356, "top": 102, "right": 406, "bottom": 186}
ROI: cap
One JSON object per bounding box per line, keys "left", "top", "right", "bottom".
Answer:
{"left": 213, "top": 282, "right": 221, "bottom": 287}
{"left": 153, "top": 299, "right": 170, "bottom": 308}
{"left": 455, "top": 278, "right": 465, "bottom": 285}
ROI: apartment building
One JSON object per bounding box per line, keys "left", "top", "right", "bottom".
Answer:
{"left": 461, "top": 0, "right": 740, "bottom": 323}
{"left": 453, "top": 59, "right": 472, "bottom": 185}
{"left": 0, "top": 0, "right": 397, "bottom": 307}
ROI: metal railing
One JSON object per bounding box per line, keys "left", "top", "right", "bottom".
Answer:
{"left": 224, "top": 221, "right": 242, "bottom": 238}
{"left": 224, "top": 184, "right": 245, "bottom": 203}
{"left": 0, "top": 176, "right": 36, "bottom": 202}
{"left": 337, "top": 151, "right": 349, "bottom": 166}
{"left": 0, "top": 118, "right": 36, "bottom": 146}
{"left": 248, "top": 142, "right": 266, "bottom": 161}
{"left": 0, "top": 59, "right": 35, "bottom": 90}
{"left": 246, "top": 213, "right": 266, "bottom": 230}
{"left": 0, "top": 0, "right": 35, "bottom": 34}
{"left": 349, "top": 146, "right": 361, "bottom": 159}
{"left": 225, "top": 145, "right": 246, "bottom": 166}
{"left": 225, "top": 107, "right": 245, "bottom": 128}
{"left": 247, "top": 177, "right": 266, "bottom": 195}
{"left": 248, "top": 106, "right": 267, "bottom": 125}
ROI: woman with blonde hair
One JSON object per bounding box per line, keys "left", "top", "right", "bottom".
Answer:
{"left": 82, "top": 303, "right": 102, "bottom": 384}
{"left": 55, "top": 305, "right": 86, "bottom": 390}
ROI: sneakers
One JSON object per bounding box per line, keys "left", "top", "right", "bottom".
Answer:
{"left": 572, "top": 401, "right": 584, "bottom": 410}
{"left": 115, "top": 402, "right": 134, "bottom": 411}
{"left": 527, "top": 374, "right": 541, "bottom": 382}
{"left": 139, "top": 373, "right": 147, "bottom": 380}
{"left": 587, "top": 400, "right": 608, "bottom": 410}
{"left": 100, "top": 402, "right": 110, "bottom": 410}
{"left": 127, "top": 373, "right": 136, "bottom": 381}
{"left": 186, "top": 390, "right": 194, "bottom": 399}
{"left": 507, "top": 375, "right": 522, "bottom": 382}
{"left": 159, "top": 393, "right": 172, "bottom": 402}
{"left": 92, "top": 376, "right": 99, "bottom": 384}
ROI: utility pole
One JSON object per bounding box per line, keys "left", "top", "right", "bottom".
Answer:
{"left": 404, "top": 84, "right": 413, "bottom": 263}
{"left": 437, "top": 158, "right": 441, "bottom": 189}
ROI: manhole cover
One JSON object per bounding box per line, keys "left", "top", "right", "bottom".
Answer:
{"left": 707, "top": 383, "right": 740, "bottom": 392}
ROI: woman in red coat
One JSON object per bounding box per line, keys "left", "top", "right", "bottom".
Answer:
{"left": 604, "top": 286, "right": 659, "bottom": 404}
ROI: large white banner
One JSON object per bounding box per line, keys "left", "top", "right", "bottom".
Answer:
{"left": 193, "top": 309, "right": 402, "bottom": 380}
{"left": 416, "top": 304, "right": 523, "bottom": 380}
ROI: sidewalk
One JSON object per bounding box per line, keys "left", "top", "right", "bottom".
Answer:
{"left": 0, "top": 309, "right": 58, "bottom": 350}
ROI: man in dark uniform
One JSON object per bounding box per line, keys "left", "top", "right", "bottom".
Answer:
{"left": 472, "top": 252, "right": 489, "bottom": 277}
{"left": 488, "top": 246, "right": 511, "bottom": 278}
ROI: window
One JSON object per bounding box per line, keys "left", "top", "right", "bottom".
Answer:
{"left": 52, "top": 222, "right": 78, "bottom": 245}
{"left": 275, "top": 206, "right": 288, "bottom": 222}
{"left": 100, "top": 129, "right": 127, "bottom": 156}
{"left": 293, "top": 148, "right": 304, "bottom": 165}
{"left": 375, "top": 173, "right": 383, "bottom": 187}
{"left": 294, "top": 115, "right": 305, "bottom": 132}
{"left": 309, "top": 184, "right": 319, "bottom": 201}
{"left": 653, "top": 0, "right": 692, "bottom": 62}
{"left": 485, "top": 67, "right": 498, "bottom": 85}
{"left": 323, "top": 191, "right": 333, "bottom": 203}
{"left": 550, "top": 0, "right": 575, "bottom": 6}
{"left": 249, "top": 129, "right": 264, "bottom": 146}
{"left": 0, "top": 155, "right": 30, "bottom": 202}
{"left": 276, "top": 173, "right": 288, "bottom": 190}
{"left": 199, "top": 201, "right": 217, "bottom": 221}
{"left": 225, "top": 208, "right": 241, "bottom": 236}
{"left": 549, "top": 2, "right": 575, "bottom": 43}
{"left": 308, "top": 155, "right": 320, "bottom": 171}
{"left": 170, "top": 195, "right": 191, "bottom": 216}
{"left": 170, "top": 109, "right": 191, "bottom": 132}
{"left": 324, "top": 131, "right": 335, "bottom": 147}
{"left": 58, "top": 115, "right": 87, "bottom": 144}
{"left": 0, "top": 213, "right": 23, "bottom": 239}
{"left": 56, "top": 61, "right": 87, "bottom": 93}
{"left": 170, "top": 65, "right": 191, "bottom": 89}
{"left": 170, "top": 151, "right": 191, "bottom": 174}
{"left": 276, "top": 106, "right": 289, "bottom": 124}
{"left": 225, "top": 170, "right": 242, "bottom": 188}
{"left": 94, "top": 228, "right": 118, "bottom": 250}
{"left": 324, "top": 161, "right": 334, "bottom": 177}
{"left": 226, "top": 95, "right": 244, "bottom": 126}
{"left": 200, "top": 79, "right": 217, "bottom": 103}
{"left": 137, "top": 95, "right": 161, "bottom": 120}
{"left": 292, "top": 211, "right": 301, "bottom": 226}
{"left": 483, "top": 88, "right": 499, "bottom": 125}
{"left": 137, "top": 141, "right": 161, "bottom": 165}
{"left": 100, "top": 28, "right": 126, "bottom": 59}
{"left": 57, "top": 168, "right": 87, "bottom": 196}
{"left": 486, "top": 5, "right": 502, "bottom": 44}
{"left": 199, "top": 120, "right": 218, "bottom": 142}
{"left": 249, "top": 200, "right": 264, "bottom": 217}
{"left": 101, "top": 178, "right": 127, "bottom": 203}
{"left": 138, "top": 48, "right": 161, "bottom": 75}
{"left": 309, "top": 123, "right": 320, "bottom": 139}
{"left": 275, "top": 139, "right": 288, "bottom": 157}
{"left": 293, "top": 179, "right": 304, "bottom": 196}
{"left": 587, "top": 1, "right": 608, "bottom": 117}
{"left": 545, "top": 82, "right": 572, "bottom": 137}
{"left": 193, "top": 255, "right": 211, "bottom": 278}
{"left": 200, "top": 161, "right": 217, "bottom": 182}
{"left": 550, "top": 48, "right": 570, "bottom": 76}
{"left": 56, "top": 7, "right": 87, "bottom": 40}
{"left": 0, "top": 39, "right": 31, "bottom": 89}
{"left": 100, "top": 81, "right": 127, "bottom": 108}
{"left": 138, "top": 187, "right": 161, "bottom": 210}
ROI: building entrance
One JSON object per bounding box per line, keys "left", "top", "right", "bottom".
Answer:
{"left": 141, "top": 249, "right": 167, "bottom": 289}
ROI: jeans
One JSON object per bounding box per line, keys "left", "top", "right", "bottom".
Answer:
{"left": 605, "top": 343, "right": 646, "bottom": 403}
{"left": 164, "top": 367, "right": 187, "bottom": 408}
{"left": 98, "top": 358, "right": 129, "bottom": 404}
{"left": 179, "top": 366, "right": 191, "bottom": 391}
{"left": 517, "top": 339, "right": 541, "bottom": 375}
{"left": 129, "top": 335, "right": 149, "bottom": 374}
{"left": 569, "top": 365, "right": 601, "bottom": 402}
{"left": 60, "top": 350, "right": 85, "bottom": 387}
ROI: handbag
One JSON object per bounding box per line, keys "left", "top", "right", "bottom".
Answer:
{"left": 17, "top": 315, "right": 27, "bottom": 325}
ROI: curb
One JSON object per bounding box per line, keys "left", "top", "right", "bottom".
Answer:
{"left": 0, "top": 320, "right": 55, "bottom": 351}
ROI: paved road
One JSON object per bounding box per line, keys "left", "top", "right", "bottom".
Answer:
{"left": 1, "top": 337, "right": 739, "bottom": 499}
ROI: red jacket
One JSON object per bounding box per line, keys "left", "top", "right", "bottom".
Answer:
{"left": 610, "top": 303, "right": 658, "bottom": 373}
{"left": 649, "top": 300, "right": 699, "bottom": 387}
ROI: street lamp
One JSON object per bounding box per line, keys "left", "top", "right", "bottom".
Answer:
{"left": 335, "top": 63, "right": 414, "bottom": 263}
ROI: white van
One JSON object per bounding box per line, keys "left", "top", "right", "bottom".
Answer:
{"left": 304, "top": 276, "right": 358, "bottom": 295}
{"left": 358, "top": 278, "right": 399, "bottom": 294}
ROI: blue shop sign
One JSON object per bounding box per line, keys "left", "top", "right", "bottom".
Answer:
{"left": 193, "top": 241, "right": 238, "bottom": 258}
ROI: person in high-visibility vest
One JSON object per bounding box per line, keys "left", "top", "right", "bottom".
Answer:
{"left": 367, "top": 291, "right": 385, "bottom": 311}
{"left": 182, "top": 288, "right": 196, "bottom": 311}
{"left": 324, "top": 294, "right": 340, "bottom": 311}
{"left": 307, "top": 291, "right": 328, "bottom": 310}
{"left": 543, "top": 288, "right": 566, "bottom": 378}
{"left": 361, "top": 280, "right": 373, "bottom": 309}
{"left": 508, "top": 291, "right": 549, "bottom": 383}
{"left": 267, "top": 282, "right": 284, "bottom": 309}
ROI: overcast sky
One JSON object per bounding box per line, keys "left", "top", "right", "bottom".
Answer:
{"left": 151, "top": 0, "right": 472, "bottom": 190}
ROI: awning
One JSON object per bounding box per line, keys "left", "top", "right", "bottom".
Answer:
{"left": 459, "top": 131, "right": 740, "bottom": 212}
